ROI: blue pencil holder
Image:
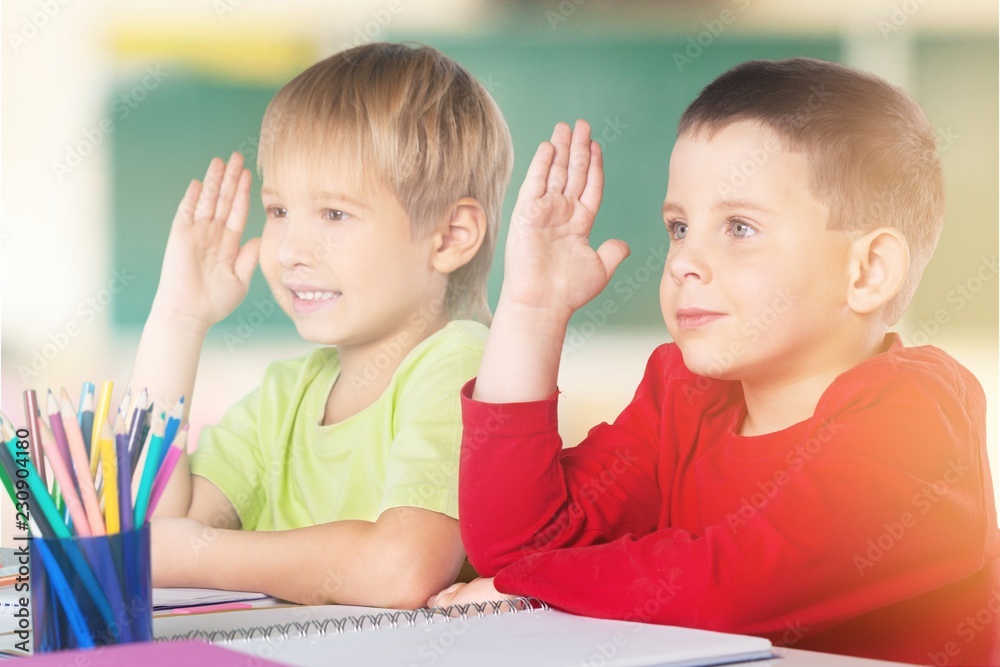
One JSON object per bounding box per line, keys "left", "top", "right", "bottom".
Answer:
{"left": 30, "top": 524, "right": 152, "bottom": 653}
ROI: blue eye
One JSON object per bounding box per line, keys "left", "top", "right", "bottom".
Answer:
{"left": 729, "top": 218, "right": 756, "bottom": 238}
{"left": 667, "top": 221, "right": 687, "bottom": 240}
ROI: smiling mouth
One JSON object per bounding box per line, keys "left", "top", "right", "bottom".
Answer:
{"left": 292, "top": 290, "right": 338, "bottom": 301}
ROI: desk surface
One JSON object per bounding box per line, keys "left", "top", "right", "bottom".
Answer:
{"left": 731, "top": 646, "right": 917, "bottom": 666}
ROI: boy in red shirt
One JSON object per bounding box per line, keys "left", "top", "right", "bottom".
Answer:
{"left": 429, "top": 58, "right": 1000, "bottom": 666}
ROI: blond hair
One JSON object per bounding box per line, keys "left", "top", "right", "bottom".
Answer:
{"left": 258, "top": 42, "right": 513, "bottom": 323}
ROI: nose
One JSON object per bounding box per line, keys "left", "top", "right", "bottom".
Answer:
{"left": 666, "top": 235, "right": 712, "bottom": 286}
{"left": 276, "top": 220, "right": 316, "bottom": 270}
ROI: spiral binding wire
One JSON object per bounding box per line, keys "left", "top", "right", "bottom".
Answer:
{"left": 159, "top": 596, "right": 548, "bottom": 645}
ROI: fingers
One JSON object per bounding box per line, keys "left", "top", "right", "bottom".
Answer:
{"left": 563, "top": 119, "right": 593, "bottom": 200}
{"left": 173, "top": 179, "right": 202, "bottom": 227}
{"left": 233, "top": 237, "right": 261, "bottom": 288}
{"left": 595, "top": 239, "right": 631, "bottom": 280}
{"left": 545, "top": 122, "right": 572, "bottom": 193}
{"left": 213, "top": 152, "right": 246, "bottom": 224}
{"left": 196, "top": 152, "right": 244, "bottom": 223}
{"left": 225, "top": 168, "right": 253, "bottom": 233}
{"left": 193, "top": 158, "right": 225, "bottom": 221}
{"left": 426, "top": 583, "right": 463, "bottom": 608}
{"left": 517, "top": 141, "right": 556, "bottom": 202}
{"left": 579, "top": 140, "right": 604, "bottom": 214}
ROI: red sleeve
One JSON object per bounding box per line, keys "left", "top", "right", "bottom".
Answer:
{"left": 459, "top": 348, "right": 673, "bottom": 575}
{"left": 465, "top": 345, "right": 998, "bottom": 642}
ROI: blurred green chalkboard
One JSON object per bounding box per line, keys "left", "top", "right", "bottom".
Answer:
{"left": 111, "top": 34, "right": 838, "bottom": 338}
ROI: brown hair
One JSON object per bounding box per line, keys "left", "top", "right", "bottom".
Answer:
{"left": 258, "top": 42, "right": 513, "bottom": 323}
{"left": 678, "top": 57, "right": 944, "bottom": 325}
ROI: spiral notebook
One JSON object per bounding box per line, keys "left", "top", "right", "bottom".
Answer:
{"left": 154, "top": 598, "right": 773, "bottom": 667}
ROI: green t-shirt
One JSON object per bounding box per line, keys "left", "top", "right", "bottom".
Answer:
{"left": 190, "top": 320, "right": 487, "bottom": 531}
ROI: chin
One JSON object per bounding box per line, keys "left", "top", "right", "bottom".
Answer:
{"left": 674, "top": 341, "right": 743, "bottom": 381}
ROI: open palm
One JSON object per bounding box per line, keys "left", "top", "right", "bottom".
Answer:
{"left": 152, "top": 153, "right": 261, "bottom": 331}
{"left": 500, "top": 121, "right": 629, "bottom": 320}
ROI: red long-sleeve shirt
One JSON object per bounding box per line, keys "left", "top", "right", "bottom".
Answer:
{"left": 460, "top": 335, "right": 1000, "bottom": 666}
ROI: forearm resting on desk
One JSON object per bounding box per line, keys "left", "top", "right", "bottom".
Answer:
{"left": 151, "top": 506, "right": 464, "bottom": 609}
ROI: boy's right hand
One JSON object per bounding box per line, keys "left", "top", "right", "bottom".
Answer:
{"left": 499, "top": 120, "right": 630, "bottom": 323}
{"left": 150, "top": 152, "right": 260, "bottom": 332}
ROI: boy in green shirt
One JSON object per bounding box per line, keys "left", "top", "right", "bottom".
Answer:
{"left": 129, "top": 43, "right": 513, "bottom": 608}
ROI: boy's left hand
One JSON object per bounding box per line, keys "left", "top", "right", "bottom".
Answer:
{"left": 426, "top": 577, "right": 514, "bottom": 609}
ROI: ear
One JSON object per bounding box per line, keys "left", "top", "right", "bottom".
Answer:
{"left": 845, "top": 227, "right": 909, "bottom": 315}
{"left": 431, "top": 197, "right": 487, "bottom": 275}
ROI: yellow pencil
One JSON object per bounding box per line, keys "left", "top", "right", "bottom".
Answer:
{"left": 99, "top": 418, "right": 120, "bottom": 534}
{"left": 90, "top": 380, "right": 113, "bottom": 477}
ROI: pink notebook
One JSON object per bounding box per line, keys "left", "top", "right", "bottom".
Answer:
{"left": 16, "top": 639, "right": 288, "bottom": 666}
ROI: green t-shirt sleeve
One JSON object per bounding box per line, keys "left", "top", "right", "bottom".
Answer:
{"left": 190, "top": 384, "right": 267, "bottom": 530}
{"left": 378, "top": 328, "right": 485, "bottom": 519}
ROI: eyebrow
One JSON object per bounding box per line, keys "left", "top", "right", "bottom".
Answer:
{"left": 260, "top": 188, "right": 369, "bottom": 210}
{"left": 661, "top": 199, "right": 773, "bottom": 217}
{"left": 714, "top": 198, "right": 774, "bottom": 216}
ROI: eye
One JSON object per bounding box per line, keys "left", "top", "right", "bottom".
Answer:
{"left": 666, "top": 220, "right": 687, "bottom": 241}
{"left": 266, "top": 205, "right": 287, "bottom": 219}
{"left": 728, "top": 218, "right": 757, "bottom": 239}
{"left": 323, "top": 209, "right": 350, "bottom": 222}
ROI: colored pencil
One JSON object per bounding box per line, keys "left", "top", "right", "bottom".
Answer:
{"left": 40, "top": 394, "right": 92, "bottom": 537}
{"left": 78, "top": 382, "right": 95, "bottom": 458}
{"left": 45, "top": 391, "right": 74, "bottom": 478}
{"left": 115, "top": 417, "right": 134, "bottom": 533}
{"left": 133, "top": 410, "right": 166, "bottom": 524}
{"left": 59, "top": 390, "right": 105, "bottom": 536}
{"left": 145, "top": 425, "right": 188, "bottom": 521}
{"left": 90, "top": 380, "right": 113, "bottom": 477}
{"left": 127, "top": 394, "right": 151, "bottom": 474}
{"left": 0, "top": 415, "right": 64, "bottom": 538}
{"left": 22, "top": 389, "right": 46, "bottom": 485}
{"left": 98, "top": 420, "right": 120, "bottom": 534}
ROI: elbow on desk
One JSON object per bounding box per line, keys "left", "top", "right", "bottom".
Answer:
{"left": 286, "top": 557, "right": 461, "bottom": 610}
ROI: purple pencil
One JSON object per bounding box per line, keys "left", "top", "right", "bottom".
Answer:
{"left": 114, "top": 416, "right": 134, "bottom": 533}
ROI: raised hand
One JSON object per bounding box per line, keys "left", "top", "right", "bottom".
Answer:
{"left": 151, "top": 152, "right": 261, "bottom": 332}
{"left": 499, "top": 119, "right": 630, "bottom": 322}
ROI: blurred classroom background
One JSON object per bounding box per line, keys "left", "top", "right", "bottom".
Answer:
{"left": 1, "top": 0, "right": 997, "bottom": 543}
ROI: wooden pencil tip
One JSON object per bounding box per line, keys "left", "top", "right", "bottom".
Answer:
{"left": 46, "top": 390, "right": 60, "bottom": 414}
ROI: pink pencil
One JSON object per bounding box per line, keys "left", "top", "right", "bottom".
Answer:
{"left": 59, "top": 389, "right": 106, "bottom": 536}
{"left": 40, "top": 393, "right": 91, "bottom": 536}
{"left": 145, "top": 426, "right": 188, "bottom": 521}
